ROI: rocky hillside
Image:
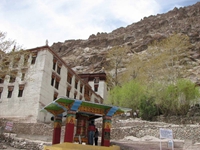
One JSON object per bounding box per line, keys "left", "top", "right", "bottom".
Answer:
{"left": 51, "top": 2, "right": 200, "bottom": 82}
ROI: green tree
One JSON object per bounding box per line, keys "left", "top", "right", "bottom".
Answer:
{"left": 107, "top": 80, "right": 146, "bottom": 113}
{"left": 0, "top": 31, "right": 29, "bottom": 79}
{"left": 155, "top": 79, "right": 200, "bottom": 116}
{"left": 124, "top": 33, "right": 192, "bottom": 84}
{"left": 0, "top": 31, "right": 15, "bottom": 52}
{"left": 106, "top": 46, "right": 128, "bottom": 87}
{"left": 139, "top": 96, "right": 158, "bottom": 120}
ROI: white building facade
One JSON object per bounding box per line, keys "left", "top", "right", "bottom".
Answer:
{"left": 0, "top": 46, "right": 105, "bottom": 123}
{"left": 78, "top": 73, "right": 108, "bottom": 101}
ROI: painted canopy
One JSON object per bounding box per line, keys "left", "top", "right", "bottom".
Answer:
{"left": 41, "top": 97, "right": 131, "bottom": 117}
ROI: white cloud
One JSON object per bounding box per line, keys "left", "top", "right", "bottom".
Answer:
{"left": 109, "top": 0, "right": 160, "bottom": 23}
{"left": 0, "top": 0, "right": 199, "bottom": 49}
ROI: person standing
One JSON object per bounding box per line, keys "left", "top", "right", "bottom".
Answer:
{"left": 94, "top": 128, "right": 99, "bottom": 146}
{"left": 88, "top": 120, "right": 95, "bottom": 145}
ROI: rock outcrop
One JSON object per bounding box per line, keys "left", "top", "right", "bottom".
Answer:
{"left": 51, "top": 2, "right": 200, "bottom": 82}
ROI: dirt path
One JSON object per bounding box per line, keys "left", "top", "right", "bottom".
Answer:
{"left": 112, "top": 141, "right": 200, "bottom": 150}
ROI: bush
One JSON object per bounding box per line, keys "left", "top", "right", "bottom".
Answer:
{"left": 139, "top": 96, "right": 158, "bottom": 121}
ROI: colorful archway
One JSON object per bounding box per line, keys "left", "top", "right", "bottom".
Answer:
{"left": 41, "top": 97, "right": 131, "bottom": 147}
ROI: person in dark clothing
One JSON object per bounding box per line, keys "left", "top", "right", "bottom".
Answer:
{"left": 94, "top": 128, "right": 99, "bottom": 146}
{"left": 88, "top": 120, "right": 95, "bottom": 145}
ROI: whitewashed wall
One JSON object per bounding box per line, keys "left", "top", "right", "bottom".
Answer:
{"left": 88, "top": 80, "right": 107, "bottom": 100}
{"left": 0, "top": 52, "right": 41, "bottom": 123}
{"left": 0, "top": 47, "right": 104, "bottom": 123}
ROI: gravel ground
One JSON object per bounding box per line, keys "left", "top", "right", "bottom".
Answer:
{"left": 111, "top": 140, "right": 200, "bottom": 150}
{"left": 1, "top": 140, "right": 200, "bottom": 150}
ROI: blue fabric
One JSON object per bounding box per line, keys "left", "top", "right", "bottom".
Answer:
{"left": 88, "top": 131, "right": 95, "bottom": 145}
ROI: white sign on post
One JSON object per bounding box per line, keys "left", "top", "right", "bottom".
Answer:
{"left": 159, "top": 128, "right": 174, "bottom": 150}
{"left": 160, "top": 128, "right": 173, "bottom": 139}
{"left": 5, "top": 121, "right": 13, "bottom": 131}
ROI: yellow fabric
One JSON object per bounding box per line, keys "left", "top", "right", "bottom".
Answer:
{"left": 43, "top": 142, "right": 120, "bottom": 150}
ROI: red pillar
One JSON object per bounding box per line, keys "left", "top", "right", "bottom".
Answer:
{"left": 52, "top": 114, "right": 62, "bottom": 145}
{"left": 64, "top": 110, "right": 76, "bottom": 143}
{"left": 101, "top": 116, "right": 112, "bottom": 147}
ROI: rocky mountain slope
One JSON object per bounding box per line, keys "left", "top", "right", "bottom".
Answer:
{"left": 51, "top": 2, "right": 200, "bottom": 82}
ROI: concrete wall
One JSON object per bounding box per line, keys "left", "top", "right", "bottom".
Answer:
{"left": 0, "top": 46, "right": 104, "bottom": 123}
{"left": 88, "top": 80, "right": 107, "bottom": 100}
{"left": 0, "top": 52, "right": 41, "bottom": 123}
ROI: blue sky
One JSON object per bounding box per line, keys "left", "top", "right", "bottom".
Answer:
{"left": 0, "top": 0, "right": 199, "bottom": 49}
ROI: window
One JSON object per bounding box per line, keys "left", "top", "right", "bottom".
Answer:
{"left": 57, "top": 66, "right": 61, "bottom": 74}
{"left": 55, "top": 81, "right": 59, "bottom": 89}
{"left": 31, "top": 52, "right": 37, "bottom": 65}
{"left": 75, "top": 80, "right": 78, "bottom": 89}
{"left": 55, "top": 77, "right": 60, "bottom": 90}
{"left": 31, "top": 56, "right": 36, "bottom": 64}
{"left": 51, "top": 73, "right": 56, "bottom": 86}
{"left": 18, "top": 90, "right": 23, "bottom": 97}
{"left": 0, "top": 87, "right": 3, "bottom": 99}
{"left": 67, "top": 73, "right": 72, "bottom": 84}
{"left": 9, "top": 76, "right": 16, "bottom": 83}
{"left": 57, "top": 62, "right": 62, "bottom": 75}
{"left": 7, "top": 86, "right": 14, "bottom": 98}
{"left": 94, "top": 85, "right": 98, "bottom": 92}
{"left": 8, "top": 91, "right": 12, "bottom": 98}
{"left": 53, "top": 58, "right": 57, "bottom": 70}
{"left": 24, "top": 54, "right": 29, "bottom": 66}
{"left": 66, "top": 90, "right": 70, "bottom": 97}
{"left": 51, "top": 78, "right": 55, "bottom": 86}
{"left": 74, "top": 91, "right": 77, "bottom": 99}
{"left": 94, "top": 77, "right": 99, "bottom": 92}
{"left": 66, "top": 86, "right": 71, "bottom": 97}
{"left": 80, "top": 85, "right": 83, "bottom": 93}
{"left": 0, "top": 78, "right": 4, "bottom": 84}
{"left": 4, "top": 61, "right": 9, "bottom": 70}
{"left": 53, "top": 62, "right": 56, "bottom": 70}
{"left": 21, "top": 73, "right": 25, "bottom": 81}
{"left": 13, "top": 56, "right": 20, "bottom": 68}
{"left": 18, "top": 84, "right": 25, "bottom": 97}
{"left": 13, "top": 55, "right": 21, "bottom": 68}
{"left": 94, "top": 77, "right": 99, "bottom": 83}
{"left": 53, "top": 92, "right": 58, "bottom": 101}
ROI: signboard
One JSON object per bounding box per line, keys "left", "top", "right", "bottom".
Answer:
{"left": 159, "top": 128, "right": 174, "bottom": 150}
{"left": 5, "top": 121, "right": 13, "bottom": 131}
{"left": 160, "top": 128, "right": 173, "bottom": 139}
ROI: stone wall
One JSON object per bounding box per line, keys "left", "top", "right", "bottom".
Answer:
{"left": 110, "top": 118, "right": 200, "bottom": 142}
{"left": 1, "top": 117, "right": 200, "bottom": 146}
{"left": 155, "top": 115, "right": 200, "bottom": 125}
{"left": 0, "top": 133, "right": 51, "bottom": 150}
{"left": 0, "top": 120, "right": 53, "bottom": 136}
{"left": 0, "top": 119, "right": 67, "bottom": 142}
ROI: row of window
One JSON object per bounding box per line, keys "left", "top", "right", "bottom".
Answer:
{"left": 1, "top": 53, "right": 36, "bottom": 70}
{"left": 0, "top": 73, "right": 25, "bottom": 84}
{"left": 53, "top": 89, "right": 83, "bottom": 101}
{"left": 0, "top": 85, "right": 25, "bottom": 99}
{"left": 66, "top": 87, "right": 83, "bottom": 100}
{"left": 51, "top": 58, "right": 100, "bottom": 102}
{"left": 51, "top": 72, "right": 60, "bottom": 90}
{"left": 51, "top": 70, "right": 84, "bottom": 93}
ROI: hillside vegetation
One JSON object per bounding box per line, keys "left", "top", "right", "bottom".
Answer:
{"left": 50, "top": 2, "right": 200, "bottom": 119}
